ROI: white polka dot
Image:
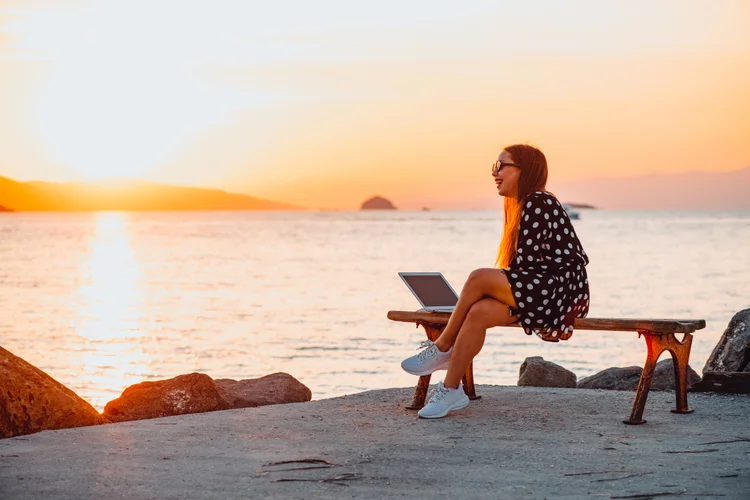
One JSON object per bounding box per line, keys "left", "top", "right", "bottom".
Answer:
{"left": 523, "top": 229, "right": 528, "bottom": 235}
{"left": 525, "top": 318, "right": 531, "bottom": 325}
{"left": 526, "top": 201, "right": 533, "bottom": 208}
{"left": 533, "top": 245, "right": 539, "bottom": 251}
{"left": 553, "top": 209, "right": 558, "bottom": 215}
{"left": 527, "top": 297, "right": 533, "bottom": 303}
{"left": 526, "top": 239, "right": 532, "bottom": 245}
{"left": 518, "top": 248, "right": 523, "bottom": 254}
{"left": 528, "top": 312, "right": 535, "bottom": 317}
{"left": 545, "top": 309, "right": 551, "bottom": 315}
{"left": 510, "top": 273, "right": 517, "bottom": 278}
{"left": 533, "top": 279, "right": 540, "bottom": 284}
{"left": 515, "top": 292, "right": 522, "bottom": 298}
{"left": 541, "top": 289, "right": 548, "bottom": 295}
{"left": 532, "top": 222, "right": 539, "bottom": 228}
{"left": 564, "top": 228, "right": 569, "bottom": 234}
{"left": 535, "top": 208, "right": 541, "bottom": 214}
{"left": 524, "top": 215, "right": 529, "bottom": 221}
{"left": 544, "top": 213, "right": 549, "bottom": 219}
{"left": 527, "top": 284, "right": 534, "bottom": 290}
{"left": 519, "top": 302, "right": 525, "bottom": 308}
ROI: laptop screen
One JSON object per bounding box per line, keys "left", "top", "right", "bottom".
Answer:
{"left": 401, "top": 274, "right": 458, "bottom": 307}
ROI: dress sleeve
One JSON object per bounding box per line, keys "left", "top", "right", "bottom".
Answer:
{"left": 512, "top": 192, "right": 553, "bottom": 267}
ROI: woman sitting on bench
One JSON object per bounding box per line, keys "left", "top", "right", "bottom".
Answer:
{"left": 400, "top": 143, "right": 591, "bottom": 418}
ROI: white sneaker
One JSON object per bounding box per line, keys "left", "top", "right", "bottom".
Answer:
{"left": 400, "top": 340, "right": 452, "bottom": 376}
{"left": 418, "top": 382, "right": 470, "bottom": 419}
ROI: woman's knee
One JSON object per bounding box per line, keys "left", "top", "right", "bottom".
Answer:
{"left": 465, "top": 268, "right": 493, "bottom": 288}
{"left": 464, "top": 299, "right": 496, "bottom": 329}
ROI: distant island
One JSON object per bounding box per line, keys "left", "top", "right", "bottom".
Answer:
{"left": 0, "top": 204, "right": 12, "bottom": 212}
{"left": 361, "top": 196, "right": 396, "bottom": 210}
{"left": 0, "top": 176, "right": 300, "bottom": 211}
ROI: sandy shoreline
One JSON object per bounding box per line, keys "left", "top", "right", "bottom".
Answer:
{"left": 1, "top": 385, "right": 749, "bottom": 499}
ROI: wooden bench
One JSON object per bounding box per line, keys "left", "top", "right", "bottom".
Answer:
{"left": 387, "top": 310, "right": 706, "bottom": 425}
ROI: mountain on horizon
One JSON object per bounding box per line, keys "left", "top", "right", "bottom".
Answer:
{"left": 550, "top": 166, "right": 750, "bottom": 210}
{"left": 0, "top": 176, "right": 300, "bottom": 212}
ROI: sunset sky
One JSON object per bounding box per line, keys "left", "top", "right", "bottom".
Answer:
{"left": 0, "top": 0, "right": 748, "bottom": 209}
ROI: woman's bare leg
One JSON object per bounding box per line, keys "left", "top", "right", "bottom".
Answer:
{"left": 443, "top": 297, "right": 517, "bottom": 389}
{"left": 434, "top": 268, "right": 517, "bottom": 352}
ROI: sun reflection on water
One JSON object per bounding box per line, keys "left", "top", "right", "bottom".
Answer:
{"left": 71, "top": 212, "right": 150, "bottom": 411}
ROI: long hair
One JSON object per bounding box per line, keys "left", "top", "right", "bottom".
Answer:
{"left": 495, "top": 144, "right": 549, "bottom": 268}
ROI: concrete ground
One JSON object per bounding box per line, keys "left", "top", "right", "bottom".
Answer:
{"left": 1, "top": 386, "right": 748, "bottom": 499}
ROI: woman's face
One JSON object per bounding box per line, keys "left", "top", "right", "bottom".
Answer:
{"left": 492, "top": 150, "right": 521, "bottom": 199}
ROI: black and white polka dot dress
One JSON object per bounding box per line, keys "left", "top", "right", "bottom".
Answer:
{"left": 506, "top": 191, "right": 590, "bottom": 342}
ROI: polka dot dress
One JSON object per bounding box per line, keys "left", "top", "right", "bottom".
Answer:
{"left": 506, "top": 191, "right": 590, "bottom": 342}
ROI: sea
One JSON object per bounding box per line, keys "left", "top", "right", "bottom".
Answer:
{"left": 1, "top": 209, "right": 749, "bottom": 411}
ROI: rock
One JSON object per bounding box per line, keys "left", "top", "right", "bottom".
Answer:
{"left": 360, "top": 196, "right": 396, "bottom": 210}
{"left": 650, "top": 359, "right": 701, "bottom": 391}
{"left": 102, "top": 372, "right": 312, "bottom": 423}
{"left": 577, "top": 366, "right": 642, "bottom": 390}
{"left": 102, "top": 373, "right": 231, "bottom": 423}
{"left": 576, "top": 359, "right": 700, "bottom": 392}
{"left": 703, "top": 308, "right": 750, "bottom": 373}
{"left": 0, "top": 346, "right": 106, "bottom": 439}
{"left": 517, "top": 356, "right": 576, "bottom": 388}
{"left": 690, "top": 372, "right": 750, "bottom": 393}
{"left": 215, "top": 373, "right": 312, "bottom": 408}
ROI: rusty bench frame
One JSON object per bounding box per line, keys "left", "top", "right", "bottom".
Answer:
{"left": 387, "top": 310, "right": 706, "bottom": 425}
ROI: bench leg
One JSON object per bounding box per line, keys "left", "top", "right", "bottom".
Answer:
{"left": 670, "top": 333, "right": 694, "bottom": 415}
{"left": 406, "top": 323, "right": 444, "bottom": 410}
{"left": 624, "top": 331, "right": 694, "bottom": 425}
{"left": 462, "top": 362, "right": 481, "bottom": 401}
{"left": 624, "top": 331, "right": 666, "bottom": 425}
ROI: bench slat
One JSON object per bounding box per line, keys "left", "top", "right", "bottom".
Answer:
{"left": 387, "top": 310, "right": 705, "bottom": 334}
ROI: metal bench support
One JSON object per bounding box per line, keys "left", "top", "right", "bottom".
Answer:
{"left": 624, "top": 330, "right": 694, "bottom": 425}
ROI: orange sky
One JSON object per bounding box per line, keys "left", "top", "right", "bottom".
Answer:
{"left": 0, "top": 0, "right": 748, "bottom": 209}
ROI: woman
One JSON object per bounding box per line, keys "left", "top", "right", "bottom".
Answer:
{"left": 400, "top": 143, "right": 590, "bottom": 419}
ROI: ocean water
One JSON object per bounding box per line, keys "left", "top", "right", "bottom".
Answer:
{"left": 1, "top": 209, "right": 748, "bottom": 411}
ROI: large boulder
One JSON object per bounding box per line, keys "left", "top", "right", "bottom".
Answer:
{"left": 103, "top": 372, "right": 312, "bottom": 423}
{"left": 577, "top": 366, "right": 642, "bottom": 390}
{"left": 215, "top": 373, "right": 312, "bottom": 408}
{"left": 703, "top": 308, "right": 750, "bottom": 373}
{"left": 650, "top": 359, "right": 701, "bottom": 391}
{"left": 102, "top": 373, "right": 232, "bottom": 423}
{"left": 0, "top": 346, "right": 106, "bottom": 439}
{"left": 517, "top": 356, "right": 577, "bottom": 388}
{"left": 576, "top": 359, "right": 700, "bottom": 391}
{"left": 691, "top": 372, "right": 750, "bottom": 394}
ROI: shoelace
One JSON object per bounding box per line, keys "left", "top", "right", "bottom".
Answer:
{"left": 416, "top": 340, "right": 439, "bottom": 361}
{"left": 428, "top": 384, "right": 449, "bottom": 403}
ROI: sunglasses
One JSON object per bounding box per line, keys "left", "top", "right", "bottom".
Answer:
{"left": 492, "top": 160, "right": 521, "bottom": 175}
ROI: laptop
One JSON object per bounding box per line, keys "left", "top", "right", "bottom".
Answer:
{"left": 398, "top": 272, "right": 459, "bottom": 312}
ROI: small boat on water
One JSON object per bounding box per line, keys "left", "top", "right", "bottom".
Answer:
{"left": 563, "top": 204, "right": 580, "bottom": 220}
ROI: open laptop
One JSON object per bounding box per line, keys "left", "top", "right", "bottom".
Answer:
{"left": 398, "top": 272, "right": 459, "bottom": 312}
